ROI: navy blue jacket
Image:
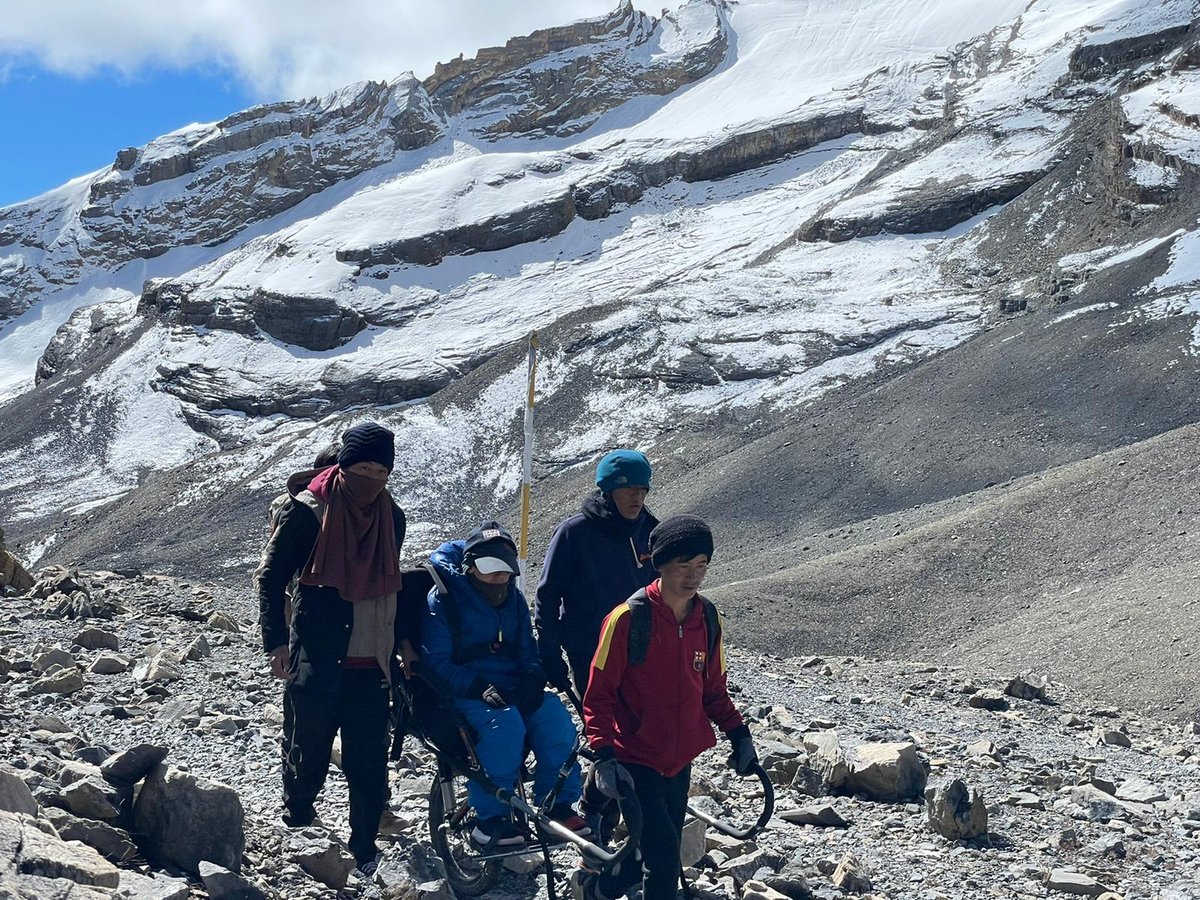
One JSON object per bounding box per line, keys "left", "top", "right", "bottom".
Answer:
{"left": 421, "top": 540, "right": 543, "bottom": 699}
{"left": 534, "top": 491, "right": 658, "bottom": 661}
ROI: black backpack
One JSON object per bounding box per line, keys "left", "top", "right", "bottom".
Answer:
{"left": 625, "top": 588, "right": 722, "bottom": 672}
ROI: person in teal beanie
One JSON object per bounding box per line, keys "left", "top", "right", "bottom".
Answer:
{"left": 534, "top": 449, "right": 658, "bottom": 696}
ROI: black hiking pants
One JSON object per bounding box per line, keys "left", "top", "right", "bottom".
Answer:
{"left": 595, "top": 762, "right": 690, "bottom": 900}
{"left": 282, "top": 668, "right": 390, "bottom": 861}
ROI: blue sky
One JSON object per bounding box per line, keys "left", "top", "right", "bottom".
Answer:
{"left": 0, "top": 1, "right": 643, "bottom": 207}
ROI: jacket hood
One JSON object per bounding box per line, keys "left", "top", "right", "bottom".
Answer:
{"left": 581, "top": 489, "right": 654, "bottom": 536}
{"left": 286, "top": 465, "right": 334, "bottom": 498}
{"left": 428, "top": 540, "right": 519, "bottom": 605}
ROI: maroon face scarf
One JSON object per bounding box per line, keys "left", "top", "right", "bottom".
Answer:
{"left": 299, "top": 465, "right": 402, "bottom": 602}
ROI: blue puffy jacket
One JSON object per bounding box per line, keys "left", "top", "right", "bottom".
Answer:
{"left": 421, "top": 540, "right": 543, "bottom": 698}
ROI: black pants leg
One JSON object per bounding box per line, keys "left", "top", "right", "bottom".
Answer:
{"left": 282, "top": 682, "right": 339, "bottom": 819}
{"left": 596, "top": 763, "right": 691, "bottom": 900}
{"left": 338, "top": 669, "right": 391, "bottom": 862}
{"left": 567, "top": 649, "right": 593, "bottom": 698}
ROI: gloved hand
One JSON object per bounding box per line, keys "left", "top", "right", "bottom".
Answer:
{"left": 726, "top": 725, "right": 758, "bottom": 776}
{"left": 480, "top": 684, "right": 509, "bottom": 708}
{"left": 515, "top": 672, "right": 547, "bottom": 716}
{"left": 591, "top": 750, "right": 634, "bottom": 800}
{"left": 541, "top": 650, "right": 572, "bottom": 694}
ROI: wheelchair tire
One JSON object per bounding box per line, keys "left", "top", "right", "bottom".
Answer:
{"left": 428, "top": 770, "right": 503, "bottom": 896}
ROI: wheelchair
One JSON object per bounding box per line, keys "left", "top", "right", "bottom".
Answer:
{"left": 393, "top": 671, "right": 774, "bottom": 899}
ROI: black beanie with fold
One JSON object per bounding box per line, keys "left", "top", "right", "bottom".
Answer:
{"left": 337, "top": 422, "right": 395, "bottom": 472}
{"left": 649, "top": 515, "right": 714, "bottom": 568}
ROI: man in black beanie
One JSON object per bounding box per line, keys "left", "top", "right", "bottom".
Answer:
{"left": 574, "top": 515, "right": 758, "bottom": 900}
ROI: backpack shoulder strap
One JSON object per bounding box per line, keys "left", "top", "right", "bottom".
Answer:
{"left": 625, "top": 589, "right": 652, "bottom": 667}
{"left": 698, "top": 594, "right": 722, "bottom": 670}
{"left": 423, "top": 562, "right": 463, "bottom": 663}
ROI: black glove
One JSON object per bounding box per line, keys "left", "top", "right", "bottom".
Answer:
{"left": 541, "top": 650, "right": 572, "bottom": 694}
{"left": 479, "top": 683, "right": 509, "bottom": 708}
{"left": 516, "top": 672, "right": 547, "bottom": 716}
{"left": 591, "top": 749, "right": 634, "bottom": 800}
{"left": 726, "top": 725, "right": 758, "bottom": 776}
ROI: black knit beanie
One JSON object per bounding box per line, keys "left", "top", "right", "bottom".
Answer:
{"left": 649, "top": 515, "right": 714, "bottom": 568}
{"left": 338, "top": 422, "right": 395, "bottom": 472}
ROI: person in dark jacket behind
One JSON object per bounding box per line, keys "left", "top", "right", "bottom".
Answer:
{"left": 535, "top": 449, "right": 658, "bottom": 695}
{"left": 256, "top": 422, "right": 418, "bottom": 874}
{"left": 422, "top": 522, "right": 588, "bottom": 849}
{"left": 573, "top": 516, "right": 759, "bottom": 900}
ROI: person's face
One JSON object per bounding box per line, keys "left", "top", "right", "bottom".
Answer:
{"left": 611, "top": 486, "right": 648, "bottom": 520}
{"left": 347, "top": 461, "right": 389, "bottom": 480}
{"left": 658, "top": 555, "right": 709, "bottom": 597}
{"left": 471, "top": 570, "right": 512, "bottom": 586}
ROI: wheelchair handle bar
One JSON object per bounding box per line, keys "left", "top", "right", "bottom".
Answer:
{"left": 685, "top": 763, "right": 774, "bottom": 840}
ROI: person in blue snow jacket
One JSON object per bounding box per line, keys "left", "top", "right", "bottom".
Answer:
{"left": 422, "top": 521, "right": 589, "bottom": 849}
{"left": 535, "top": 449, "right": 659, "bottom": 695}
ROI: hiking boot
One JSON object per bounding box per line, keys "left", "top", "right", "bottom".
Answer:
{"left": 354, "top": 852, "right": 381, "bottom": 878}
{"left": 470, "top": 816, "right": 526, "bottom": 850}
{"left": 547, "top": 804, "right": 592, "bottom": 838}
{"left": 282, "top": 806, "right": 316, "bottom": 828}
{"left": 570, "top": 867, "right": 604, "bottom": 900}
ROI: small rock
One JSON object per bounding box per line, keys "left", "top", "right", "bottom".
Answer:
{"left": 831, "top": 853, "right": 871, "bottom": 893}
{"left": 186, "top": 635, "right": 212, "bottom": 661}
{"left": 0, "top": 767, "right": 38, "bottom": 815}
{"left": 1006, "top": 673, "right": 1049, "bottom": 701}
{"left": 1094, "top": 728, "right": 1132, "bottom": 748}
{"left": 207, "top": 611, "right": 241, "bottom": 633}
{"left": 31, "top": 668, "right": 84, "bottom": 694}
{"left": 680, "top": 816, "right": 707, "bottom": 867}
{"left": 89, "top": 653, "right": 131, "bottom": 675}
{"left": 132, "top": 652, "right": 184, "bottom": 683}
{"left": 742, "top": 879, "right": 792, "bottom": 900}
{"left": 289, "top": 834, "right": 355, "bottom": 889}
{"left": 133, "top": 764, "right": 245, "bottom": 873}
{"left": 44, "top": 807, "right": 137, "bottom": 863}
{"left": 965, "top": 739, "right": 1001, "bottom": 760}
{"left": 102, "top": 743, "right": 170, "bottom": 785}
{"left": 1045, "top": 869, "right": 1111, "bottom": 896}
{"left": 62, "top": 777, "right": 120, "bottom": 820}
{"left": 74, "top": 628, "right": 121, "bottom": 651}
{"left": 502, "top": 852, "right": 543, "bottom": 874}
{"left": 1115, "top": 777, "right": 1166, "bottom": 804}
{"left": 33, "top": 647, "right": 77, "bottom": 673}
{"left": 968, "top": 690, "right": 1009, "bottom": 711}
{"left": 778, "top": 804, "right": 851, "bottom": 828}
{"left": 116, "top": 869, "right": 192, "bottom": 899}
{"left": 199, "top": 860, "right": 270, "bottom": 899}
{"left": 846, "top": 741, "right": 928, "bottom": 801}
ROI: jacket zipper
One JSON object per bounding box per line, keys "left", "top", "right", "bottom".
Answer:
{"left": 631, "top": 536, "right": 643, "bottom": 568}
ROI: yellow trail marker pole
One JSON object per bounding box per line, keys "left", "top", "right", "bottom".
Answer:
{"left": 517, "top": 332, "right": 539, "bottom": 592}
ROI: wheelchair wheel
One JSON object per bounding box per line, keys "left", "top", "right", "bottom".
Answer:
{"left": 428, "top": 768, "right": 503, "bottom": 896}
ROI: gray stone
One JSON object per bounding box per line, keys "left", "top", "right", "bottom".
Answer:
{"left": 1116, "top": 777, "right": 1166, "bottom": 804}
{"left": 742, "top": 879, "right": 793, "bottom": 900}
{"left": 846, "top": 741, "right": 928, "bottom": 801}
{"left": 0, "top": 767, "right": 38, "bottom": 816}
{"left": 1094, "top": 728, "right": 1132, "bottom": 748}
{"left": 965, "top": 739, "right": 1001, "bottom": 760}
{"left": 61, "top": 777, "right": 120, "bottom": 820}
{"left": 133, "top": 764, "right": 245, "bottom": 873}
{"left": 926, "top": 778, "right": 988, "bottom": 840}
{"left": 199, "top": 860, "right": 270, "bottom": 898}
{"left": 798, "top": 730, "right": 849, "bottom": 794}
{"left": 0, "top": 809, "right": 120, "bottom": 887}
{"left": 44, "top": 807, "right": 137, "bottom": 863}
{"left": 207, "top": 611, "right": 240, "bottom": 633}
{"left": 33, "top": 648, "right": 77, "bottom": 672}
{"left": 185, "top": 635, "right": 212, "bottom": 661}
{"left": 89, "top": 653, "right": 130, "bottom": 675}
{"left": 287, "top": 834, "right": 355, "bottom": 889}
{"left": 74, "top": 628, "right": 120, "bottom": 651}
{"left": 968, "top": 689, "right": 1009, "bottom": 711}
{"left": 117, "top": 869, "right": 192, "bottom": 899}
{"left": 679, "top": 817, "right": 707, "bottom": 867}
{"left": 132, "top": 652, "right": 184, "bottom": 683}
{"left": 720, "top": 849, "right": 783, "bottom": 886}
{"left": 759, "top": 873, "right": 813, "bottom": 900}
{"left": 102, "top": 743, "right": 169, "bottom": 785}
{"left": 778, "top": 804, "right": 851, "bottom": 828}
{"left": 31, "top": 669, "right": 84, "bottom": 694}
{"left": 831, "top": 853, "right": 871, "bottom": 893}
{"left": 1045, "top": 869, "right": 1110, "bottom": 896}
{"left": 1006, "top": 673, "right": 1050, "bottom": 700}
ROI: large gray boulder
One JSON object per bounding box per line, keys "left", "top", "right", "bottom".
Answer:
{"left": 133, "top": 764, "right": 245, "bottom": 873}
{"left": 926, "top": 778, "right": 988, "bottom": 840}
{"left": 101, "top": 744, "right": 169, "bottom": 786}
{"left": 846, "top": 742, "right": 928, "bottom": 802}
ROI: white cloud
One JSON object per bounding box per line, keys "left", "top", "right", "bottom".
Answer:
{"left": 0, "top": 0, "right": 658, "bottom": 100}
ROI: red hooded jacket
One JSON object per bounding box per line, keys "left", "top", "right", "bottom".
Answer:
{"left": 583, "top": 580, "right": 744, "bottom": 777}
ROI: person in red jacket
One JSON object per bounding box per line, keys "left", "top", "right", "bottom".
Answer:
{"left": 575, "top": 516, "right": 758, "bottom": 900}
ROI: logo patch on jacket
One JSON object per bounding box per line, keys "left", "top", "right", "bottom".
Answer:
{"left": 693, "top": 650, "right": 706, "bottom": 672}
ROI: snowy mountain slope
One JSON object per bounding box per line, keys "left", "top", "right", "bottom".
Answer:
{"left": 3, "top": 1, "right": 1200, "bottom": 711}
